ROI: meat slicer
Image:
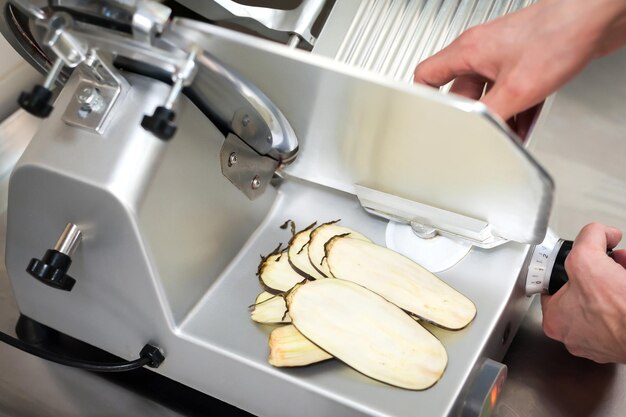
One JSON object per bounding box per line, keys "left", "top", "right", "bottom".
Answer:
{"left": 0, "top": 1, "right": 570, "bottom": 416}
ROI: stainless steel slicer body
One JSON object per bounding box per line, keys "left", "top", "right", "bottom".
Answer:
{"left": 1, "top": 1, "right": 553, "bottom": 417}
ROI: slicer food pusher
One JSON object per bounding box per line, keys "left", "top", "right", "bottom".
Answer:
{"left": 1, "top": 1, "right": 558, "bottom": 416}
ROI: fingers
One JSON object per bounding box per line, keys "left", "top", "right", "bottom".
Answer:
{"left": 414, "top": 28, "right": 492, "bottom": 87}
{"left": 481, "top": 79, "right": 536, "bottom": 121}
{"left": 611, "top": 249, "right": 626, "bottom": 268}
{"left": 573, "top": 223, "right": 623, "bottom": 252}
{"left": 413, "top": 50, "right": 471, "bottom": 87}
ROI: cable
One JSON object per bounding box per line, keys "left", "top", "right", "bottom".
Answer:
{"left": 0, "top": 329, "right": 164, "bottom": 372}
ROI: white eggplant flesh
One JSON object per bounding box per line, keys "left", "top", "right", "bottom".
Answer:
{"left": 287, "top": 224, "right": 326, "bottom": 280}
{"left": 268, "top": 324, "right": 332, "bottom": 367}
{"left": 288, "top": 279, "right": 447, "bottom": 390}
{"left": 258, "top": 250, "right": 306, "bottom": 292}
{"left": 308, "top": 222, "right": 371, "bottom": 277}
{"left": 251, "top": 292, "right": 291, "bottom": 324}
{"left": 326, "top": 237, "right": 476, "bottom": 330}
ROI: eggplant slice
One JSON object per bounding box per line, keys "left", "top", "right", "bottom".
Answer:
{"left": 308, "top": 222, "right": 371, "bottom": 277}
{"left": 288, "top": 279, "right": 447, "bottom": 390}
{"left": 287, "top": 223, "right": 326, "bottom": 280}
{"left": 259, "top": 250, "right": 306, "bottom": 292}
{"left": 268, "top": 324, "right": 332, "bottom": 367}
{"left": 251, "top": 292, "right": 291, "bottom": 324}
{"left": 325, "top": 237, "right": 476, "bottom": 330}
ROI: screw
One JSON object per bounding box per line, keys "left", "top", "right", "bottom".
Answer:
{"left": 228, "top": 152, "right": 238, "bottom": 167}
{"left": 242, "top": 115, "right": 250, "bottom": 127}
{"left": 77, "top": 87, "right": 95, "bottom": 104}
{"left": 251, "top": 176, "right": 261, "bottom": 189}
{"left": 76, "top": 86, "right": 105, "bottom": 116}
{"left": 266, "top": 135, "right": 272, "bottom": 143}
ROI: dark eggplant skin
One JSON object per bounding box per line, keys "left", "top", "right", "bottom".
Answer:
{"left": 306, "top": 220, "right": 342, "bottom": 276}
{"left": 287, "top": 222, "right": 326, "bottom": 280}
{"left": 257, "top": 244, "right": 286, "bottom": 294}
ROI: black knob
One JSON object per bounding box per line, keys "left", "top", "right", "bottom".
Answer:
{"left": 141, "top": 106, "right": 177, "bottom": 140}
{"left": 547, "top": 240, "right": 572, "bottom": 295}
{"left": 18, "top": 85, "right": 54, "bottom": 118}
{"left": 548, "top": 240, "right": 614, "bottom": 295}
{"left": 27, "top": 249, "right": 76, "bottom": 291}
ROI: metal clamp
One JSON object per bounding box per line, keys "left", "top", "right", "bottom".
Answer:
{"left": 62, "top": 50, "right": 126, "bottom": 133}
{"left": 220, "top": 133, "right": 278, "bottom": 200}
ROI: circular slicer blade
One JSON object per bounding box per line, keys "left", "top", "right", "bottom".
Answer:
{"left": 385, "top": 221, "right": 472, "bottom": 273}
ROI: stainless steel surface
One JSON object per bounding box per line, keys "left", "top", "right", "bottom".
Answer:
{"left": 315, "top": 0, "right": 536, "bottom": 83}
{"left": 62, "top": 77, "right": 123, "bottom": 133}
{"left": 287, "top": 33, "right": 301, "bottom": 48}
{"left": 53, "top": 223, "right": 82, "bottom": 256}
{"left": 0, "top": 110, "right": 38, "bottom": 211}
{"left": 166, "top": 19, "right": 553, "bottom": 245}
{"left": 0, "top": 3, "right": 624, "bottom": 417}
{"left": 44, "top": 13, "right": 87, "bottom": 68}
{"left": 3, "top": 3, "right": 299, "bottom": 162}
{"left": 131, "top": 0, "right": 171, "bottom": 44}
{"left": 175, "top": 0, "right": 327, "bottom": 47}
{"left": 164, "top": 21, "right": 301, "bottom": 163}
{"left": 2, "top": 70, "right": 533, "bottom": 417}
{"left": 2, "top": 45, "right": 624, "bottom": 416}
{"left": 220, "top": 133, "right": 279, "bottom": 199}
{"left": 356, "top": 185, "right": 508, "bottom": 248}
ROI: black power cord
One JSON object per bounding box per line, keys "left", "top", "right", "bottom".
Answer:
{"left": 0, "top": 329, "right": 164, "bottom": 372}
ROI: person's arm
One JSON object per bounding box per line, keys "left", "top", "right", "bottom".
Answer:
{"left": 413, "top": 0, "right": 626, "bottom": 123}
{"left": 541, "top": 223, "right": 626, "bottom": 363}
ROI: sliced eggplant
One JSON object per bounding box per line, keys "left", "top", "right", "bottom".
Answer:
{"left": 258, "top": 249, "right": 306, "bottom": 292}
{"left": 287, "top": 222, "right": 326, "bottom": 280}
{"left": 308, "top": 221, "right": 371, "bottom": 277}
{"left": 251, "top": 291, "right": 291, "bottom": 324}
{"left": 325, "top": 237, "right": 476, "bottom": 330}
{"left": 287, "top": 279, "right": 447, "bottom": 390}
{"left": 268, "top": 324, "right": 332, "bottom": 367}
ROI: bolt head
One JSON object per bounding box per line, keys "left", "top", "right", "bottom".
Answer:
{"left": 77, "top": 87, "right": 95, "bottom": 104}
{"left": 228, "top": 152, "right": 238, "bottom": 167}
{"left": 251, "top": 176, "right": 261, "bottom": 190}
{"left": 242, "top": 115, "right": 250, "bottom": 127}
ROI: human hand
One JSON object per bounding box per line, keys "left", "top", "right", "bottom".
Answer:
{"left": 541, "top": 223, "right": 626, "bottom": 363}
{"left": 413, "top": 0, "right": 626, "bottom": 136}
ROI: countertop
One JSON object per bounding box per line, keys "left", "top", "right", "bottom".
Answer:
{"left": 0, "top": 42, "right": 625, "bottom": 417}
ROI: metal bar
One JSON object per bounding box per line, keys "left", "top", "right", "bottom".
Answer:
{"left": 335, "top": 0, "right": 374, "bottom": 62}
{"left": 53, "top": 223, "right": 82, "bottom": 257}
{"left": 391, "top": 0, "right": 443, "bottom": 80}
{"left": 378, "top": 0, "right": 426, "bottom": 76}
{"left": 361, "top": 0, "right": 406, "bottom": 71}
{"left": 344, "top": 0, "right": 388, "bottom": 64}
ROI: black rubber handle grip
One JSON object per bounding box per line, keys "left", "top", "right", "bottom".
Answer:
{"left": 548, "top": 240, "right": 614, "bottom": 295}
